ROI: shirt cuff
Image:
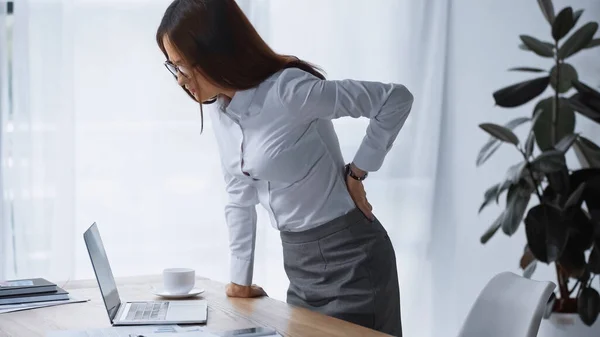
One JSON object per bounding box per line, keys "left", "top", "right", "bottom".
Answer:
{"left": 352, "top": 140, "right": 389, "bottom": 172}
{"left": 230, "top": 255, "right": 253, "bottom": 286}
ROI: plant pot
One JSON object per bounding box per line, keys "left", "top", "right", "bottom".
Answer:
{"left": 538, "top": 313, "right": 600, "bottom": 337}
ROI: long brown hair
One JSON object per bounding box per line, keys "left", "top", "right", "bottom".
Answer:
{"left": 156, "top": 0, "right": 325, "bottom": 132}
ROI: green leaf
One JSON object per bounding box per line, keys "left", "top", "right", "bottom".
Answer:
{"left": 533, "top": 97, "right": 576, "bottom": 151}
{"left": 525, "top": 131, "right": 536, "bottom": 157}
{"left": 573, "top": 9, "right": 584, "bottom": 26}
{"left": 567, "top": 169, "right": 600, "bottom": 211}
{"left": 558, "top": 22, "right": 599, "bottom": 59}
{"left": 493, "top": 77, "right": 550, "bottom": 108}
{"left": 479, "top": 183, "right": 501, "bottom": 213}
{"left": 531, "top": 150, "right": 566, "bottom": 173}
{"left": 578, "top": 287, "right": 600, "bottom": 326}
{"left": 564, "top": 182, "right": 586, "bottom": 209}
{"left": 525, "top": 204, "right": 568, "bottom": 263}
{"left": 506, "top": 117, "right": 533, "bottom": 129}
{"left": 508, "top": 162, "right": 527, "bottom": 184}
{"left": 520, "top": 245, "right": 537, "bottom": 278}
{"left": 494, "top": 162, "right": 526, "bottom": 204}
{"left": 570, "top": 81, "right": 600, "bottom": 122}
{"left": 512, "top": 163, "right": 528, "bottom": 185}
{"left": 519, "top": 42, "right": 555, "bottom": 51}
{"left": 521, "top": 245, "right": 535, "bottom": 268}
{"left": 480, "top": 211, "right": 505, "bottom": 244}
{"left": 573, "top": 137, "right": 600, "bottom": 168}
{"left": 537, "top": 0, "right": 555, "bottom": 25}
{"left": 508, "top": 67, "right": 546, "bottom": 73}
{"left": 550, "top": 63, "right": 578, "bottom": 93}
{"left": 552, "top": 7, "right": 575, "bottom": 41}
{"left": 554, "top": 133, "right": 578, "bottom": 153}
{"left": 476, "top": 142, "right": 502, "bottom": 167}
{"left": 589, "top": 243, "right": 600, "bottom": 274}
{"left": 479, "top": 123, "right": 520, "bottom": 145}
{"left": 584, "top": 176, "right": 600, "bottom": 221}
{"left": 531, "top": 106, "right": 545, "bottom": 127}
{"left": 567, "top": 93, "right": 600, "bottom": 124}
{"left": 520, "top": 35, "right": 555, "bottom": 57}
{"left": 546, "top": 167, "right": 570, "bottom": 197}
{"left": 563, "top": 208, "right": 594, "bottom": 251}
{"left": 572, "top": 79, "right": 600, "bottom": 101}
{"left": 476, "top": 117, "right": 530, "bottom": 166}
{"left": 496, "top": 180, "right": 512, "bottom": 204}
{"left": 586, "top": 38, "right": 600, "bottom": 49}
{"left": 502, "top": 184, "right": 532, "bottom": 236}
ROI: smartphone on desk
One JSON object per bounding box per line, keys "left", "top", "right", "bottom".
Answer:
{"left": 215, "top": 327, "right": 278, "bottom": 337}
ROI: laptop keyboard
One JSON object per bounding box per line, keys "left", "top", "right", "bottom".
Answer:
{"left": 126, "top": 302, "right": 169, "bottom": 321}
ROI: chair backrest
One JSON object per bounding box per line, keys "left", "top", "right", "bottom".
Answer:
{"left": 457, "top": 271, "right": 556, "bottom": 337}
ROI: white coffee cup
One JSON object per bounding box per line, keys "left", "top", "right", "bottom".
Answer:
{"left": 162, "top": 268, "right": 195, "bottom": 295}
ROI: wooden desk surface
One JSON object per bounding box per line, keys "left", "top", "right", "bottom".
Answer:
{"left": 0, "top": 275, "right": 390, "bottom": 337}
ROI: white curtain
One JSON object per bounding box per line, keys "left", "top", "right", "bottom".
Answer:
{"left": 2, "top": 1, "right": 447, "bottom": 336}
{"left": 0, "top": 1, "right": 9, "bottom": 281}
{"left": 4, "top": 0, "right": 77, "bottom": 281}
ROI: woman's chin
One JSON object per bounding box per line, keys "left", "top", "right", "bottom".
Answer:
{"left": 202, "top": 96, "right": 217, "bottom": 104}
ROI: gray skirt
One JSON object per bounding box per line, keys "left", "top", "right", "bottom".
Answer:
{"left": 280, "top": 208, "right": 402, "bottom": 336}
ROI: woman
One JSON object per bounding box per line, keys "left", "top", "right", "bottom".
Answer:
{"left": 156, "top": 1, "right": 413, "bottom": 335}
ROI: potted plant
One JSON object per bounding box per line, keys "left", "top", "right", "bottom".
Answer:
{"left": 476, "top": 0, "right": 600, "bottom": 335}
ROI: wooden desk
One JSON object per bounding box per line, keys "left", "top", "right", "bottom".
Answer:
{"left": 0, "top": 275, "right": 390, "bottom": 337}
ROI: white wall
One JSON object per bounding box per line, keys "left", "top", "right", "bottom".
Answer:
{"left": 432, "top": 0, "right": 600, "bottom": 335}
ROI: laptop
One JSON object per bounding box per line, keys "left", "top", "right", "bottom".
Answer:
{"left": 83, "top": 223, "right": 208, "bottom": 325}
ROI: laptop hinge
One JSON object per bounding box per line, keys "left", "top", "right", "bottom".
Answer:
{"left": 111, "top": 301, "right": 123, "bottom": 323}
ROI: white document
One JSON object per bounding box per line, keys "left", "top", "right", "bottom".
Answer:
{"left": 128, "top": 332, "right": 219, "bottom": 337}
{"left": 46, "top": 325, "right": 203, "bottom": 337}
{"left": 0, "top": 297, "right": 89, "bottom": 314}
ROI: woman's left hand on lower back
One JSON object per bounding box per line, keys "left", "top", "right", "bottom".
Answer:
{"left": 346, "top": 167, "right": 374, "bottom": 221}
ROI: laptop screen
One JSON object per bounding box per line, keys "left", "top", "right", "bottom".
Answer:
{"left": 83, "top": 223, "right": 121, "bottom": 322}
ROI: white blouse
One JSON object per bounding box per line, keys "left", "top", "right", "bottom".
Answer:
{"left": 209, "top": 67, "right": 414, "bottom": 286}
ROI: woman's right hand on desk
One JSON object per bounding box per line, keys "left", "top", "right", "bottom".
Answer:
{"left": 226, "top": 282, "right": 268, "bottom": 298}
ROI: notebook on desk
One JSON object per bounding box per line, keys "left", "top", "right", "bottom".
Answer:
{"left": 0, "top": 287, "right": 69, "bottom": 305}
{"left": 0, "top": 278, "right": 58, "bottom": 297}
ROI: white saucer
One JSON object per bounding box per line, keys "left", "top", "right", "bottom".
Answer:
{"left": 152, "top": 287, "right": 205, "bottom": 299}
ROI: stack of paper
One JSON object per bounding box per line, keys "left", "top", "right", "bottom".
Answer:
{"left": 0, "top": 297, "right": 89, "bottom": 314}
{"left": 0, "top": 277, "right": 88, "bottom": 314}
{"left": 46, "top": 325, "right": 205, "bottom": 337}
{"left": 0, "top": 278, "right": 69, "bottom": 305}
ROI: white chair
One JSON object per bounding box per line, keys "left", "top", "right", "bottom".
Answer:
{"left": 457, "top": 271, "right": 556, "bottom": 337}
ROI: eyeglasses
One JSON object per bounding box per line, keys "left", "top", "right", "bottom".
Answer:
{"left": 164, "top": 61, "right": 192, "bottom": 80}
